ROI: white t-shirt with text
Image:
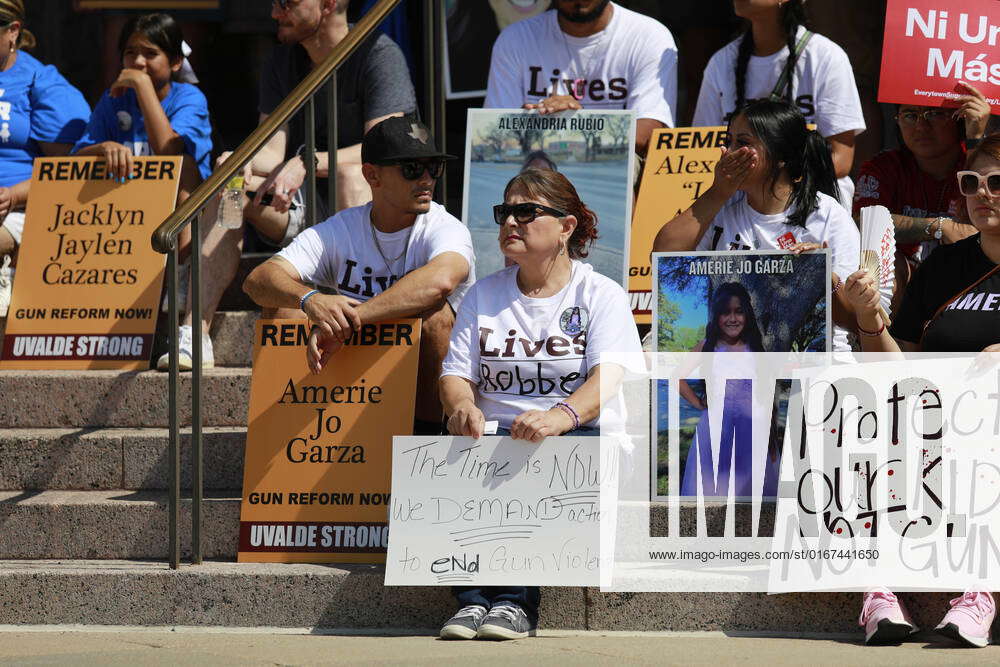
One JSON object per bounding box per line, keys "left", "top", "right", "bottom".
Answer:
{"left": 692, "top": 27, "right": 865, "bottom": 207}
{"left": 484, "top": 3, "right": 677, "bottom": 126}
{"left": 441, "top": 261, "right": 645, "bottom": 431}
{"left": 696, "top": 191, "right": 860, "bottom": 351}
{"left": 277, "top": 201, "right": 476, "bottom": 311}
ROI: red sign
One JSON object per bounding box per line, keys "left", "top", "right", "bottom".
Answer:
{"left": 878, "top": 0, "right": 1000, "bottom": 108}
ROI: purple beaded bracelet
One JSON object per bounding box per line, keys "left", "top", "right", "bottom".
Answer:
{"left": 554, "top": 401, "right": 580, "bottom": 430}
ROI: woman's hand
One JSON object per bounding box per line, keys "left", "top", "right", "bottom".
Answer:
{"left": 710, "top": 146, "right": 757, "bottom": 200}
{"left": 100, "top": 142, "right": 134, "bottom": 183}
{"left": 254, "top": 157, "right": 307, "bottom": 213}
{"left": 306, "top": 323, "right": 344, "bottom": 374}
{"left": 954, "top": 80, "right": 991, "bottom": 140}
{"left": 788, "top": 240, "right": 828, "bottom": 255}
{"left": 509, "top": 407, "right": 575, "bottom": 443}
{"left": 110, "top": 68, "right": 153, "bottom": 98}
{"left": 844, "top": 269, "right": 883, "bottom": 330}
{"left": 447, "top": 401, "right": 486, "bottom": 438}
{"left": 523, "top": 95, "right": 582, "bottom": 115}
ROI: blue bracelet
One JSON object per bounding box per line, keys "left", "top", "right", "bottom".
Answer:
{"left": 299, "top": 289, "right": 319, "bottom": 311}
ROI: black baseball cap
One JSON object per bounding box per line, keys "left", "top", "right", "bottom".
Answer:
{"left": 361, "top": 116, "right": 457, "bottom": 164}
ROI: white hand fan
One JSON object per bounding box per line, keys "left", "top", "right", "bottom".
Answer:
{"left": 859, "top": 205, "right": 895, "bottom": 326}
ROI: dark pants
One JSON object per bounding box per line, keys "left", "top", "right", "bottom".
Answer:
{"left": 453, "top": 586, "right": 541, "bottom": 626}
{"left": 452, "top": 426, "right": 598, "bottom": 626}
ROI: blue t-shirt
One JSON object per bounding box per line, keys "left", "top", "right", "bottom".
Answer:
{"left": 0, "top": 51, "right": 90, "bottom": 187}
{"left": 73, "top": 82, "right": 213, "bottom": 180}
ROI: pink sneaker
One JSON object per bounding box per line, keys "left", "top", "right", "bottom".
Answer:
{"left": 935, "top": 591, "right": 995, "bottom": 648}
{"left": 859, "top": 588, "right": 917, "bottom": 644}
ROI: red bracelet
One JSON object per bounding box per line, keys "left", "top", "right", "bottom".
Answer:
{"left": 856, "top": 318, "right": 886, "bottom": 337}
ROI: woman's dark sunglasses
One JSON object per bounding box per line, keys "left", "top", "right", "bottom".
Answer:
{"left": 390, "top": 159, "right": 446, "bottom": 180}
{"left": 957, "top": 170, "right": 1000, "bottom": 196}
{"left": 493, "top": 202, "right": 566, "bottom": 225}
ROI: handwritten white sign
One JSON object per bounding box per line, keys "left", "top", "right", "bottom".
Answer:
{"left": 384, "top": 435, "right": 606, "bottom": 586}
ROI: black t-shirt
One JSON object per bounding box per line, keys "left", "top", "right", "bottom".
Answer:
{"left": 890, "top": 235, "right": 1000, "bottom": 351}
{"left": 258, "top": 30, "right": 417, "bottom": 157}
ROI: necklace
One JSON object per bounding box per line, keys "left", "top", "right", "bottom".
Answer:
{"left": 369, "top": 210, "right": 413, "bottom": 276}
{"left": 558, "top": 23, "right": 607, "bottom": 101}
{"left": 520, "top": 260, "right": 578, "bottom": 338}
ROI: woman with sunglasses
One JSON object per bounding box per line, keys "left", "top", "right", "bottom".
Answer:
{"left": 853, "top": 83, "right": 990, "bottom": 314}
{"left": 845, "top": 135, "right": 1000, "bottom": 648}
{"left": 438, "top": 167, "right": 643, "bottom": 641}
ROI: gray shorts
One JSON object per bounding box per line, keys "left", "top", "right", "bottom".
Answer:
{"left": 255, "top": 186, "right": 329, "bottom": 248}
{"left": 1, "top": 211, "right": 25, "bottom": 245}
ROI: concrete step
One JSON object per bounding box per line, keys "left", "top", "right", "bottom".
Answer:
{"left": 209, "top": 311, "right": 258, "bottom": 367}
{"left": 0, "top": 491, "right": 240, "bottom": 560}
{"left": 0, "top": 369, "right": 250, "bottom": 429}
{"left": 0, "top": 428, "right": 245, "bottom": 491}
{"left": 0, "top": 559, "right": 960, "bottom": 634}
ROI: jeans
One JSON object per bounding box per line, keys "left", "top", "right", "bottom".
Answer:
{"left": 452, "top": 426, "right": 598, "bottom": 625}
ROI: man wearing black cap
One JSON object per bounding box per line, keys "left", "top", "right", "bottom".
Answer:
{"left": 243, "top": 117, "right": 475, "bottom": 433}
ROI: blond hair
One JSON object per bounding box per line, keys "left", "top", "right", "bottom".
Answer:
{"left": 0, "top": 0, "right": 36, "bottom": 50}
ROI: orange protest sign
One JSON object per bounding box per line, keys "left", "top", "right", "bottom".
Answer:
{"left": 238, "top": 318, "right": 421, "bottom": 564}
{"left": 1, "top": 156, "right": 180, "bottom": 370}
{"left": 629, "top": 127, "right": 727, "bottom": 324}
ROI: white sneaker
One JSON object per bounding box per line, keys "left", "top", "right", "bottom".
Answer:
{"left": 156, "top": 324, "right": 214, "bottom": 371}
{"left": 0, "top": 256, "right": 13, "bottom": 318}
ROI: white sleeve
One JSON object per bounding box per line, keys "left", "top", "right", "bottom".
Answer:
{"left": 692, "top": 53, "right": 726, "bottom": 127}
{"left": 626, "top": 23, "right": 677, "bottom": 127}
{"left": 824, "top": 205, "right": 861, "bottom": 281}
{"left": 425, "top": 220, "right": 475, "bottom": 270}
{"left": 440, "top": 286, "right": 481, "bottom": 383}
{"left": 275, "top": 226, "right": 330, "bottom": 285}
{"left": 484, "top": 27, "right": 525, "bottom": 109}
{"left": 585, "top": 279, "right": 647, "bottom": 376}
{"left": 812, "top": 40, "right": 866, "bottom": 138}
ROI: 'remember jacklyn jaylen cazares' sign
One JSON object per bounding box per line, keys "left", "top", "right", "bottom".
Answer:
{"left": 1, "top": 156, "right": 181, "bottom": 370}
{"left": 238, "top": 319, "right": 421, "bottom": 564}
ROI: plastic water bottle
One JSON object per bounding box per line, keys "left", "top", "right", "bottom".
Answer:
{"left": 216, "top": 175, "right": 245, "bottom": 229}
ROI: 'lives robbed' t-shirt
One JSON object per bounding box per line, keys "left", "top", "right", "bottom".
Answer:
{"left": 891, "top": 235, "right": 1000, "bottom": 352}
{"left": 696, "top": 191, "right": 861, "bottom": 351}
{"left": 72, "top": 83, "right": 213, "bottom": 180}
{"left": 441, "top": 261, "right": 645, "bottom": 431}
{"left": 692, "top": 26, "right": 865, "bottom": 208}
{"left": 484, "top": 3, "right": 677, "bottom": 126}
{"left": 276, "top": 201, "right": 475, "bottom": 312}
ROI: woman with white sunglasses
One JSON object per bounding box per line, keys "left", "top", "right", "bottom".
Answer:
{"left": 846, "top": 134, "right": 1000, "bottom": 647}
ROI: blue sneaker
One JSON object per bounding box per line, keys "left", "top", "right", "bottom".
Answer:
{"left": 476, "top": 601, "right": 536, "bottom": 640}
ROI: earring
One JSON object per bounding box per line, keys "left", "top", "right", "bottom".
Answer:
{"left": 559, "top": 242, "right": 566, "bottom": 256}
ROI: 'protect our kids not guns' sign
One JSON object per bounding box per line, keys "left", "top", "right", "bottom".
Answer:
{"left": 1, "top": 156, "right": 180, "bottom": 370}
{"left": 238, "top": 319, "right": 420, "bottom": 564}
{"left": 629, "top": 127, "right": 727, "bottom": 324}
{"left": 878, "top": 0, "right": 1000, "bottom": 107}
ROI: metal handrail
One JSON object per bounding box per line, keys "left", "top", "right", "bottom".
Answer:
{"left": 151, "top": 0, "right": 401, "bottom": 253}
{"left": 151, "top": 0, "right": 402, "bottom": 569}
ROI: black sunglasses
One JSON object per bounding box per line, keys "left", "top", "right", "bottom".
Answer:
{"left": 493, "top": 202, "right": 567, "bottom": 225}
{"left": 387, "top": 159, "right": 446, "bottom": 180}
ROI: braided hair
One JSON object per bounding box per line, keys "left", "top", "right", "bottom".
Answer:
{"left": 734, "top": 0, "right": 808, "bottom": 111}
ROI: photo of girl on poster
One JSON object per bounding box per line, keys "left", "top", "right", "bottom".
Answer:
{"left": 652, "top": 251, "right": 829, "bottom": 500}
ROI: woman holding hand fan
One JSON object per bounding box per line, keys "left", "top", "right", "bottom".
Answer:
{"left": 846, "top": 135, "right": 1000, "bottom": 648}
